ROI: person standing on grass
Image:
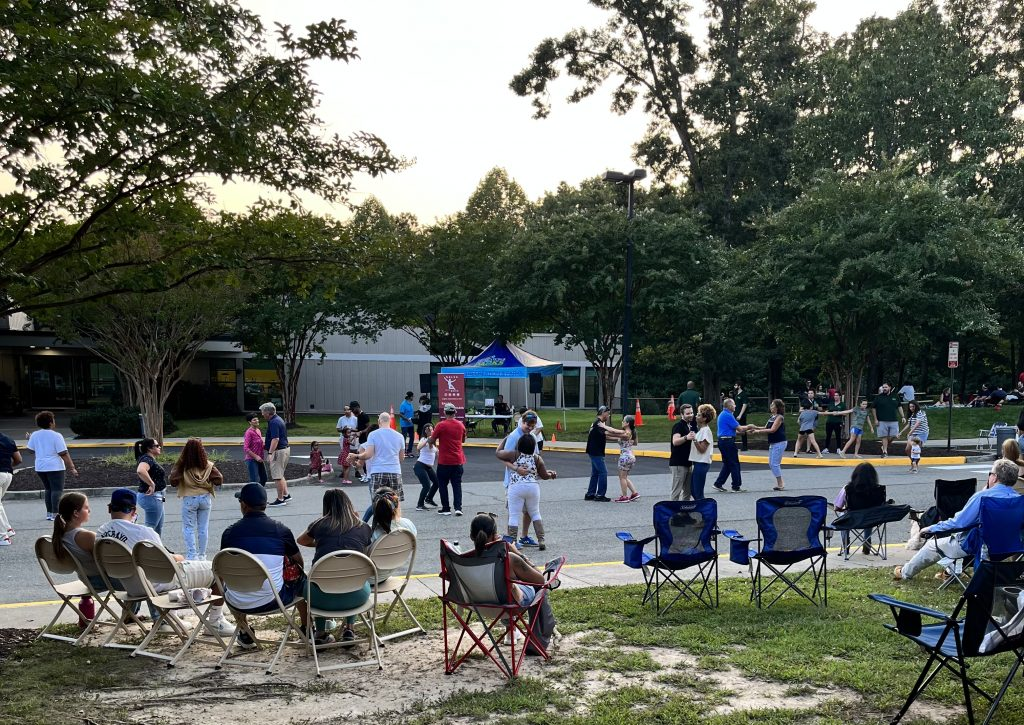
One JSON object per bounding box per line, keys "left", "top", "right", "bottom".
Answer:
{"left": 260, "top": 402, "right": 291, "bottom": 507}
{"left": 873, "top": 383, "right": 905, "bottom": 459}
{"left": 711, "top": 398, "right": 743, "bottom": 493}
{"left": 669, "top": 404, "right": 698, "bottom": 501}
{"left": 28, "top": 410, "right": 78, "bottom": 522}
{"left": 170, "top": 438, "right": 223, "bottom": 561}
{"left": 0, "top": 431, "right": 21, "bottom": 546}
{"left": 399, "top": 391, "right": 416, "bottom": 458}
{"left": 679, "top": 381, "right": 701, "bottom": 413}
{"left": 243, "top": 413, "right": 268, "bottom": 485}
{"left": 823, "top": 392, "right": 845, "bottom": 455}
{"left": 430, "top": 403, "right": 467, "bottom": 516}
{"left": 134, "top": 438, "right": 166, "bottom": 534}
{"left": 747, "top": 399, "right": 787, "bottom": 491}
{"left": 732, "top": 381, "right": 750, "bottom": 452}
{"left": 689, "top": 404, "right": 716, "bottom": 499}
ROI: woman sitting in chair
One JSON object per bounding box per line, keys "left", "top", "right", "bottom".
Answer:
{"left": 370, "top": 487, "right": 417, "bottom": 582}
{"left": 834, "top": 462, "right": 886, "bottom": 555}
{"left": 297, "top": 488, "right": 372, "bottom": 646}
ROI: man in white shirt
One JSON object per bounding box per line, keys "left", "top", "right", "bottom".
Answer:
{"left": 349, "top": 412, "right": 406, "bottom": 518}
{"left": 898, "top": 383, "right": 916, "bottom": 403}
{"left": 97, "top": 489, "right": 233, "bottom": 634}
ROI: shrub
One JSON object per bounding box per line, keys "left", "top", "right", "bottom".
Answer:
{"left": 69, "top": 405, "right": 178, "bottom": 438}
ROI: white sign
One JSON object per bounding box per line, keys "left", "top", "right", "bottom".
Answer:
{"left": 948, "top": 341, "right": 959, "bottom": 369}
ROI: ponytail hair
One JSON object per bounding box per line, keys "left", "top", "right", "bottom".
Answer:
{"left": 134, "top": 438, "right": 157, "bottom": 461}
{"left": 52, "top": 492, "right": 87, "bottom": 561}
{"left": 470, "top": 513, "right": 497, "bottom": 555}
{"left": 371, "top": 487, "right": 400, "bottom": 535}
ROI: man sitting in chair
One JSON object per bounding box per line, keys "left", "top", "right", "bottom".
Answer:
{"left": 97, "top": 488, "right": 233, "bottom": 635}
{"left": 893, "top": 460, "right": 1020, "bottom": 581}
{"left": 220, "top": 483, "right": 309, "bottom": 649}
{"left": 492, "top": 395, "right": 512, "bottom": 436}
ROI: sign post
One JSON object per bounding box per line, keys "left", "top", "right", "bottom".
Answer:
{"left": 437, "top": 373, "right": 466, "bottom": 422}
{"left": 947, "top": 341, "right": 959, "bottom": 450}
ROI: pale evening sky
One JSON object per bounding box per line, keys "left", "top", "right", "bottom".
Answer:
{"left": 217, "top": 0, "right": 912, "bottom": 224}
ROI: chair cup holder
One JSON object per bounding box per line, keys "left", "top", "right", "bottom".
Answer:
{"left": 622, "top": 540, "right": 646, "bottom": 569}
{"left": 727, "top": 536, "right": 750, "bottom": 566}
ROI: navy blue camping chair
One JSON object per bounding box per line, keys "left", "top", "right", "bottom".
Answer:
{"left": 871, "top": 559, "right": 1024, "bottom": 725}
{"left": 975, "top": 495, "right": 1024, "bottom": 565}
{"left": 726, "top": 495, "right": 829, "bottom": 609}
{"left": 616, "top": 499, "right": 719, "bottom": 614}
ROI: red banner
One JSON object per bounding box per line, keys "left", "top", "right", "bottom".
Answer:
{"left": 438, "top": 373, "right": 466, "bottom": 421}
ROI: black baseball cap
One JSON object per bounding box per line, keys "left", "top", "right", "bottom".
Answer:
{"left": 235, "top": 482, "right": 268, "bottom": 507}
{"left": 349, "top": 400, "right": 361, "bottom": 409}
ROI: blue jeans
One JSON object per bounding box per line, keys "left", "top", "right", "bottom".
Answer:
{"left": 245, "top": 459, "right": 268, "bottom": 485}
{"left": 768, "top": 441, "right": 787, "bottom": 479}
{"left": 691, "top": 462, "right": 710, "bottom": 499}
{"left": 181, "top": 494, "right": 212, "bottom": 560}
{"left": 587, "top": 456, "right": 608, "bottom": 497}
{"left": 37, "top": 470, "right": 64, "bottom": 514}
{"left": 714, "top": 437, "right": 742, "bottom": 490}
{"left": 137, "top": 492, "right": 165, "bottom": 535}
{"left": 402, "top": 426, "right": 415, "bottom": 455}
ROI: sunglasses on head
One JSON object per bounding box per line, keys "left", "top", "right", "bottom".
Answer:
{"left": 477, "top": 511, "right": 497, "bottom": 519}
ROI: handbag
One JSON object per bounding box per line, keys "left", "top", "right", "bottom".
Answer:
{"left": 320, "top": 461, "right": 333, "bottom": 474}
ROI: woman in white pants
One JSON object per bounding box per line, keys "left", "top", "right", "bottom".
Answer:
{"left": 497, "top": 435, "right": 557, "bottom": 551}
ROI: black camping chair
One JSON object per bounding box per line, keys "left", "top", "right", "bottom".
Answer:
{"left": 616, "top": 499, "right": 719, "bottom": 614}
{"left": 870, "top": 559, "right": 1024, "bottom": 723}
{"left": 829, "top": 485, "right": 911, "bottom": 561}
{"left": 927, "top": 479, "right": 978, "bottom": 591}
{"left": 726, "top": 495, "right": 829, "bottom": 609}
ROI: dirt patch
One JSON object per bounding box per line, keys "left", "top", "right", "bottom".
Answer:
{"left": 10, "top": 458, "right": 310, "bottom": 492}
{"left": 0, "top": 627, "right": 36, "bottom": 664}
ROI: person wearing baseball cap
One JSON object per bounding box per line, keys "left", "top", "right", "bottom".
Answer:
{"left": 430, "top": 403, "right": 467, "bottom": 515}
{"left": 220, "top": 482, "right": 307, "bottom": 649}
{"left": 585, "top": 406, "right": 624, "bottom": 502}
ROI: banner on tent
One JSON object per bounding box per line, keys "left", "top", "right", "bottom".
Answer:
{"left": 438, "top": 373, "right": 466, "bottom": 421}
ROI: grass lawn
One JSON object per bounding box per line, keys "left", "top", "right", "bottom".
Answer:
{"left": 170, "top": 405, "right": 1020, "bottom": 444}
{"left": 6, "top": 568, "right": 1024, "bottom": 724}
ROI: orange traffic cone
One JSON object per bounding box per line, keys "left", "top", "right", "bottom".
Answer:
{"left": 555, "top": 419, "right": 564, "bottom": 432}
{"left": 667, "top": 394, "right": 676, "bottom": 420}
{"left": 389, "top": 404, "right": 398, "bottom": 430}
{"left": 551, "top": 432, "right": 557, "bottom": 443}
{"left": 634, "top": 398, "right": 644, "bottom": 426}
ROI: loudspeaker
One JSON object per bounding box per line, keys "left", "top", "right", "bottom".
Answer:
{"left": 420, "top": 374, "right": 432, "bottom": 394}
{"left": 529, "top": 373, "right": 543, "bottom": 394}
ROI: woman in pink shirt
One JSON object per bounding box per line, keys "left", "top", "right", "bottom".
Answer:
{"left": 243, "top": 413, "right": 267, "bottom": 485}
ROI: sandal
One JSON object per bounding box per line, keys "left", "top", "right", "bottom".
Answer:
{"left": 772, "top": 486, "right": 785, "bottom": 491}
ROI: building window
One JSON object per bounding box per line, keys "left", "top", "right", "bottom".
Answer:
{"left": 563, "top": 367, "right": 581, "bottom": 408}
{"left": 88, "top": 361, "right": 117, "bottom": 404}
{"left": 465, "top": 378, "right": 499, "bottom": 412}
{"left": 209, "top": 360, "right": 238, "bottom": 392}
{"left": 243, "top": 360, "right": 282, "bottom": 412}
{"left": 541, "top": 374, "right": 556, "bottom": 407}
{"left": 585, "top": 368, "right": 599, "bottom": 408}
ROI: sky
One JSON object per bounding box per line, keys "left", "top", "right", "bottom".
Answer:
{"left": 217, "top": 0, "right": 912, "bottom": 225}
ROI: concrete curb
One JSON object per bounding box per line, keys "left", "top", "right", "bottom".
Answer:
{"left": 3, "top": 475, "right": 321, "bottom": 502}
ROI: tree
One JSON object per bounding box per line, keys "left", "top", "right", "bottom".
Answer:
{"left": 231, "top": 211, "right": 351, "bottom": 425}
{"left": 350, "top": 170, "right": 530, "bottom": 364}
{"left": 0, "top": 0, "right": 401, "bottom": 315}
{"left": 746, "top": 169, "right": 1014, "bottom": 403}
{"left": 506, "top": 179, "right": 704, "bottom": 406}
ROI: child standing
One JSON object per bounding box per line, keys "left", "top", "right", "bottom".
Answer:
{"left": 909, "top": 436, "right": 922, "bottom": 473}
{"left": 794, "top": 399, "right": 823, "bottom": 458}
{"left": 835, "top": 400, "right": 875, "bottom": 458}
{"left": 614, "top": 415, "right": 640, "bottom": 502}
{"left": 308, "top": 441, "right": 325, "bottom": 481}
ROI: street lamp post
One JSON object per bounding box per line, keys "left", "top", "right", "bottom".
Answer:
{"left": 603, "top": 168, "right": 646, "bottom": 414}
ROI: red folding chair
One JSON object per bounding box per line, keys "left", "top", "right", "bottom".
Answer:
{"left": 439, "top": 539, "right": 563, "bottom": 679}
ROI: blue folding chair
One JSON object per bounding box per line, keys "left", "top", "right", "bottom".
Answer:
{"left": 616, "top": 499, "right": 719, "bottom": 614}
{"left": 726, "top": 495, "right": 829, "bottom": 609}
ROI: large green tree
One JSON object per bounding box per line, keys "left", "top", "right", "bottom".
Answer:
{"left": 0, "top": 0, "right": 401, "bottom": 315}
{"left": 746, "top": 169, "right": 1015, "bottom": 402}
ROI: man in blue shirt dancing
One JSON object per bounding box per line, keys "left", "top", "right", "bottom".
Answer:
{"left": 712, "top": 397, "right": 743, "bottom": 493}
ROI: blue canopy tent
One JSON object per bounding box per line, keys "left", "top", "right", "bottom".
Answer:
{"left": 440, "top": 340, "right": 563, "bottom": 413}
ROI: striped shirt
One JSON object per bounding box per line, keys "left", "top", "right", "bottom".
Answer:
{"left": 908, "top": 410, "right": 929, "bottom": 438}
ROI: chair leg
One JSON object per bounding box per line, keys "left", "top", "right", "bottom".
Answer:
{"left": 982, "top": 650, "right": 1024, "bottom": 725}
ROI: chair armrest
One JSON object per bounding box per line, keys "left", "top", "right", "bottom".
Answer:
{"left": 921, "top": 524, "right": 977, "bottom": 539}
{"left": 868, "top": 593, "right": 953, "bottom": 622}
{"left": 722, "top": 528, "right": 751, "bottom": 543}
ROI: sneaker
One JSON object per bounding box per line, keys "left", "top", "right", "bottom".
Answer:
{"left": 712, "top": 484, "right": 726, "bottom": 492}
{"left": 862, "top": 542, "right": 872, "bottom": 555}
{"left": 360, "top": 475, "right": 370, "bottom": 483}
{"left": 629, "top": 492, "right": 641, "bottom": 501}
{"left": 425, "top": 499, "right": 438, "bottom": 507}
{"left": 6, "top": 528, "right": 14, "bottom": 537}
{"left": 838, "top": 451, "right": 846, "bottom": 458}
{"left": 538, "top": 542, "right": 546, "bottom": 552}
{"left": 501, "top": 535, "right": 522, "bottom": 550}
{"left": 205, "top": 618, "right": 234, "bottom": 637}
{"left": 881, "top": 451, "right": 887, "bottom": 459}
{"left": 613, "top": 495, "right": 631, "bottom": 503}
{"left": 283, "top": 494, "right": 292, "bottom": 502}
{"left": 594, "top": 496, "right": 612, "bottom": 502}
{"left": 730, "top": 488, "right": 744, "bottom": 493}
{"left": 822, "top": 449, "right": 830, "bottom": 454}
{"left": 415, "top": 506, "right": 427, "bottom": 511}
{"left": 268, "top": 498, "right": 287, "bottom": 507}
{"left": 46, "top": 513, "right": 55, "bottom": 521}
{"left": 0, "top": 536, "right": 10, "bottom": 546}
{"left": 437, "top": 509, "right": 452, "bottom": 516}
{"left": 892, "top": 566, "right": 904, "bottom": 581}
{"left": 518, "top": 536, "right": 539, "bottom": 548}
{"left": 584, "top": 494, "right": 596, "bottom": 501}
{"left": 454, "top": 510, "right": 463, "bottom": 517}
{"left": 341, "top": 627, "right": 356, "bottom": 644}
{"left": 314, "top": 632, "right": 335, "bottom": 647}
{"left": 236, "top": 629, "right": 258, "bottom": 650}
{"left": 341, "top": 479, "right": 353, "bottom": 485}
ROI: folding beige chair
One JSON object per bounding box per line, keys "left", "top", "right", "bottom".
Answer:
{"left": 33, "top": 535, "right": 92, "bottom": 644}
{"left": 132, "top": 540, "right": 228, "bottom": 666}
{"left": 368, "top": 529, "right": 426, "bottom": 643}
{"left": 307, "top": 550, "right": 382, "bottom": 676}
{"left": 212, "top": 547, "right": 310, "bottom": 674}
{"left": 92, "top": 537, "right": 151, "bottom": 649}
